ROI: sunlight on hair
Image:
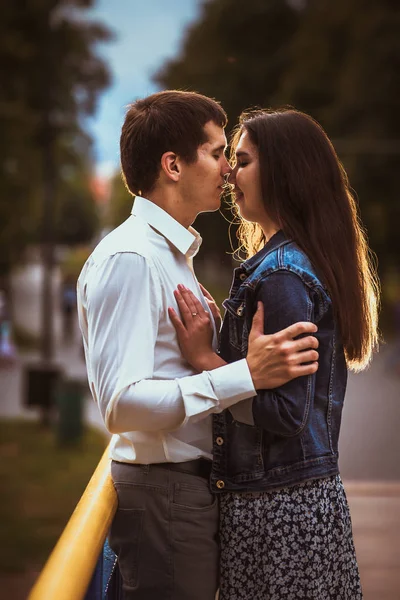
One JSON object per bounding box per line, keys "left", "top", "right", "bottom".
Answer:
{"left": 227, "top": 109, "right": 381, "bottom": 373}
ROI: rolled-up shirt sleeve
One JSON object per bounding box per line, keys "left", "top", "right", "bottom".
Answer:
{"left": 80, "top": 252, "right": 255, "bottom": 434}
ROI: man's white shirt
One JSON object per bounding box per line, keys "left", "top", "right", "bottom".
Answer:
{"left": 77, "top": 196, "right": 256, "bottom": 464}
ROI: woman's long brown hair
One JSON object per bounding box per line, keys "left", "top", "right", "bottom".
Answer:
{"left": 230, "top": 109, "right": 380, "bottom": 372}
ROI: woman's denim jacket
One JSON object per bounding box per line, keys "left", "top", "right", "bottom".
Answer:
{"left": 210, "top": 230, "right": 347, "bottom": 493}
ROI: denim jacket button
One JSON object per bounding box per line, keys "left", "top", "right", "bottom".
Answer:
{"left": 239, "top": 273, "right": 247, "bottom": 281}
{"left": 236, "top": 303, "right": 245, "bottom": 316}
{"left": 216, "top": 436, "right": 224, "bottom": 446}
{"left": 216, "top": 480, "right": 225, "bottom": 489}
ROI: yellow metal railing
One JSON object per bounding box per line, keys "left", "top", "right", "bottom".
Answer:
{"left": 29, "top": 445, "right": 117, "bottom": 600}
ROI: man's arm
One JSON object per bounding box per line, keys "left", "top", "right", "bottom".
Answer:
{"left": 234, "top": 271, "right": 320, "bottom": 431}
{"left": 168, "top": 282, "right": 319, "bottom": 428}
{"left": 80, "top": 252, "right": 256, "bottom": 435}
{"left": 169, "top": 285, "right": 319, "bottom": 389}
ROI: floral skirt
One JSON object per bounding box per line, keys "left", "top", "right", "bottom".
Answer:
{"left": 219, "top": 475, "right": 363, "bottom": 600}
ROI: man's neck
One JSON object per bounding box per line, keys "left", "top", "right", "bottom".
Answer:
{"left": 147, "top": 190, "right": 194, "bottom": 229}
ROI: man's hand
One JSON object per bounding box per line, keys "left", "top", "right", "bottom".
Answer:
{"left": 247, "top": 302, "right": 319, "bottom": 390}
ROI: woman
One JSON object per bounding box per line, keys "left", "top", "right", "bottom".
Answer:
{"left": 169, "top": 108, "right": 380, "bottom": 599}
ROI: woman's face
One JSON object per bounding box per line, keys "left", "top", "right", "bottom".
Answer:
{"left": 229, "top": 130, "right": 271, "bottom": 229}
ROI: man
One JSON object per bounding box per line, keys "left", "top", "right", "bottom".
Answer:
{"left": 77, "top": 90, "right": 319, "bottom": 599}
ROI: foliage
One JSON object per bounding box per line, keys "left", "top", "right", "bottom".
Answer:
{"left": 155, "top": 0, "right": 299, "bottom": 134}
{"left": 107, "top": 171, "right": 133, "bottom": 229}
{"left": 0, "top": 0, "right": 112, "bottom": 275}
{"left": 155, "top": 0, "right": 400, "bottom": 273}
{"left": 60, "top": 244, "right": 92, "bottom": 280}
{"left": 275, "top": 0, "right": 400, "bottom": 272}
{"left": 56, "top": 166, "right": 99, "bottom": 246}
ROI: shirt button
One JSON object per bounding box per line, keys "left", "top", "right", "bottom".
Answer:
{"left": 239, "top": 273, "right": 247, "bottom": 281}
{"left": 216, "top": 480, "right": 225, "bottom": 489}
{"left": 216, "top": 436, "right": 224, "bottom": 446}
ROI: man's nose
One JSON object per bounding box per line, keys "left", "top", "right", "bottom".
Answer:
{"left": 221, "top": 157, "right": 232, "bottom": 177}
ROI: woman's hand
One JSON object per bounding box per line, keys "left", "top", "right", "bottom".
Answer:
{"left": 169, "top": 285, "right": 224, "bottom": 372}
{"left": 199, "top": 283, "right": 222, "bottom": 332}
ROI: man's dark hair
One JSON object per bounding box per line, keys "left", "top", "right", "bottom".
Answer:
{"left": 120, "top": 90, "right": 227, "bottom": 196}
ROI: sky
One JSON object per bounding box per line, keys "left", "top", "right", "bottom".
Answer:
{"left": 85, "top": 0, "right": 202, "bottom": 177}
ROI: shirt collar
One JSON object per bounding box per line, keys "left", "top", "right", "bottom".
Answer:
{"left": 131, "top": 196, "right": 202, "bottom": 258}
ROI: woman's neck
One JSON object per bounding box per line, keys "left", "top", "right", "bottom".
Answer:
{"left": 261, "top": 224, "right": 280, "bottom": 243}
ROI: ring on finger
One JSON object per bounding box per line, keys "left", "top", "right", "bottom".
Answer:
{"left": 192, "top": 312, "right": 198, "bottom": 317}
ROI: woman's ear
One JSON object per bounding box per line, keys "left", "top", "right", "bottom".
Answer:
{"left": 161, "top": 151, "right": 180, "bottom": 182}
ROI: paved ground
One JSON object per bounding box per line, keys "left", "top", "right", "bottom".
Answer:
{"left": 1, "top": 263, "right": 399, "bottom": 598}
{"left": 347, "top": 483, "right": 400, "bottom": 599}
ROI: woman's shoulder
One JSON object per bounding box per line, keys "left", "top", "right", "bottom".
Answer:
{"left": 255, "top": 240, "right": 326, "bottom": 293}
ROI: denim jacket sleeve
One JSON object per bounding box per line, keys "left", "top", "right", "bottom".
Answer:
{"left": 251, "top": 269, "right": 317, "bottom": 437}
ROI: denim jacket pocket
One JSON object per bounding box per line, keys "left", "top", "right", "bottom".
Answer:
{"left": 223, "top": 297, "right": 247, "bottom": 352}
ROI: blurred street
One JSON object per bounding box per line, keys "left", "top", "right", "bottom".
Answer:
{"left": 346, "top": 482, "right": 400, "bottom": 600}
{"left": 1, "top": 262, "right": 399, "bottom": 599}
{"left": 0, "top": 262, "right": 106, "bottom": 433}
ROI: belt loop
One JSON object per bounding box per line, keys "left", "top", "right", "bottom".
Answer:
{"left": 141, "top": 464, "right": 150, "bottom": 475}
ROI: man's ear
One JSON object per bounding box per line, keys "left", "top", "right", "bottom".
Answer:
{"left": 161, "top": 151, "right": 180, "bottom": 182}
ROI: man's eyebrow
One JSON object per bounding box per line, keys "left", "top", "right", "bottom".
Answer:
{"left": 212, "top": 144, "right": 226, "bottom": 153}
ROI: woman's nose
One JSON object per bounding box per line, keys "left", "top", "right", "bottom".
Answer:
{"left": 221, "top": 157, "right": 232, "bottom": 177}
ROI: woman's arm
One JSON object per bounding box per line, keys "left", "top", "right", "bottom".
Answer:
{"left": 249, "top": 270, "right": 319, "bottom": 436}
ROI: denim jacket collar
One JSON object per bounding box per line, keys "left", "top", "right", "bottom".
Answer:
{"left": 241, "top": 230, "right": 289, "bottom": 275}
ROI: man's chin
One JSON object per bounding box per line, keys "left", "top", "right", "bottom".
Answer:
{"left": 199, "top": 199, "right": 221, "bottom": 214}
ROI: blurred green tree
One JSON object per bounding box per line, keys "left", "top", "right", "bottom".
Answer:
{"left": 0, "top": 0, "right": 112, "bottom": 358}
{"left": 154, "top": 0, "right": 301, "bottom": 265}
{"left": 155, "top": 0, "right": 400, "bottom": 276}
{"left": 0, "top": 0, "right": 110, "bottom": 263}
{"left": 155, "top": 0, "right": 299, "bottom": 133}
{"left": 275, "top": 0, "right": 400, "bottom": 273}
{"left": 56, "top": 168, "right": 99, "bottom": 246}
{"left": 0, "top": 2, "right": 41, "bottom": 280}
{"left": 54, "top": 129, "right": 99, "bottom": 245}
{"left": 107, "top": 171, "right": 132, "bottom": 229}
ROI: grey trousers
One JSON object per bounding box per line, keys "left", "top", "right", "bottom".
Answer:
{"left": 109, "top": 460, "right": 219, "bottom": 600}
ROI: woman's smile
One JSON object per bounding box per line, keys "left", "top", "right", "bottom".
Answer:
{"left": 234, "top": 186, "right": 244, "bottom": 202}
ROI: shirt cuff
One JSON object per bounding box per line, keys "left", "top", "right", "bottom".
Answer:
{"left": 210, "top": 359, "right": 256, "bottom": 410}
